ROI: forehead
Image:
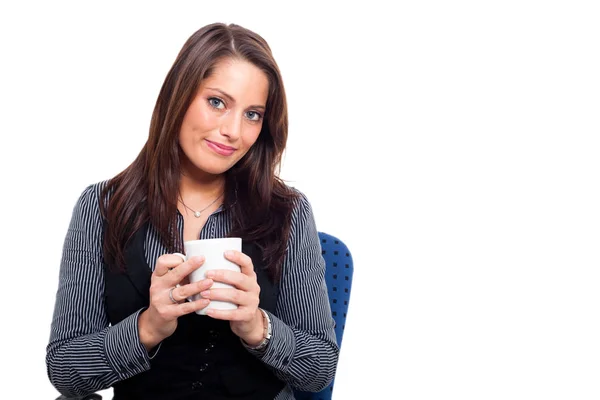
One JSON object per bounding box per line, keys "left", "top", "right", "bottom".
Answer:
{"left": 200, "top": 58, "right": 269, "bottom": 105}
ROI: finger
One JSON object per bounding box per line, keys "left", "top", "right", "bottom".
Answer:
{"left": 167, "top": 286, "right": 181, "bottom": 304}
{"left": 175, "top": 297, "right": 211, "bottom": 316}
{"left": 205, "top": 307, "right": 245, "bottom": 321}
{"left": 154, "top": 254, "right": 188, "bottom": 277}
{"left": 200, "top": 288, "right": 255, "bottom": 307}
{"left": 205, "top": 269, "right": 254, "bottom": 290}
{"left": 224, "top": 250, "right": 255, "bottom": 276}
{"left": 163, "top": 256, "right": 205, "bottom": 285}
{"left": 175, "top": 279, "right": 214, "bottom": 300}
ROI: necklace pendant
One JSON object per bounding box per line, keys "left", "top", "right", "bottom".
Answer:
{"left": 194, "top": 211, "right": 201, "bottom": 218}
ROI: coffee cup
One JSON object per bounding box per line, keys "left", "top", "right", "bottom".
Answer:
{"left": 174, "top": 237, "right": 242, "bottom": 315}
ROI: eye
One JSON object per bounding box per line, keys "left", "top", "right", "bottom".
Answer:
{"left": 208, "top": 97, "right": 225, "bottom": 109}
{"left": 245, "top": 110, "right": 262, "bottom": 121}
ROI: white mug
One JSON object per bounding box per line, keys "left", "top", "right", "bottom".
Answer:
{"left": 174, "top": 237, "right": 242, "bottom": 315}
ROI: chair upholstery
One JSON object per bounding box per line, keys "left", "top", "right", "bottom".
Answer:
{"left": 54, "top": 231, "right": 354, "bottom": 400}
{"left": 293, "top": 232, "right": 354, "bottom": 400}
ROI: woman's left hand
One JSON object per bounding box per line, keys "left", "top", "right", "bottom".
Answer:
{"left": 202, "top": 250, "right": 265, "bottom": 346}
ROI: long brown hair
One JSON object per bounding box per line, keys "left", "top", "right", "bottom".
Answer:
{"left": 100, "top": 23, "right": 298, "bottom": 280}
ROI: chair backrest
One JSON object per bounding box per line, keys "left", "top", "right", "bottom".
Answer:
{"left": 294, "top": 232, "right": 354, "bottom": 400}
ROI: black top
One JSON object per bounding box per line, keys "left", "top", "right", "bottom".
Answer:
{"left": 104, "top": 222, "right": 284, "bottom": 399}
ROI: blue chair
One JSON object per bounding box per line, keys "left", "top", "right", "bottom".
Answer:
{"left": 293, "top": 232, "right": 354, "bottom": 400}
{"left": 55, "top": 231, "right": 354, "bottom": 400}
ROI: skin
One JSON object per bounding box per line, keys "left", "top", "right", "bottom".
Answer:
{"left": 138, "top": 57, "right": 270, "bottom": 351}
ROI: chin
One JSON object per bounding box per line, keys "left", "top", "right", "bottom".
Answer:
{"left": 190, "top": 160, "right": 233, "bottom": 176}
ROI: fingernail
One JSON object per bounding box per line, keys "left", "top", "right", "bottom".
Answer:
{"left": 224, "top": 250, "right": 233, "bottom": 257}
{"left": 205, "top": 271, "right": 214, "bottom": 278}
{"left": 200, "top": 290, "right": 210, "bottom": 297}
{"left": 193, "top": 256, "right": 205, "bottom": 263}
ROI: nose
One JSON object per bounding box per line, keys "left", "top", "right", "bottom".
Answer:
{"left": 219, "top": 110, "right": 242, "bottom": 141}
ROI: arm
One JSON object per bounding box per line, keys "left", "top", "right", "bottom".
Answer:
{"left": 46, "top": 184, "right": 153, "bottom": 397}
{"left": 245, "top": 192, "right": 339, "bottom": 391}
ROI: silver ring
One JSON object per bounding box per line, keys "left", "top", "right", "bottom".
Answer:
{"left": 168, "top": 286, "right": 180, "bottom": 304}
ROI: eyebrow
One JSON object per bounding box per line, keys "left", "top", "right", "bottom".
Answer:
{"left": 206, "top": 87, "right": 266, "bottom": 110}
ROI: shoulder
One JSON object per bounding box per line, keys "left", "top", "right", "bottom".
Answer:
{"left": 77, "top": 179, "right": 110, "bottom": 202}
{"left": 80, "top": 180, "right": 110, "bottom": 198}
{"left": 65, "top": 181, "right": 112, "bottom": 239}
{"left": 285, "top": 186, "right": 318, "bottom": 242}
{"left": 289, "top": 186, "right": 312, "bottom": 218}
{"left": 72, "top": 180, "right": 111, "bottom": 216}
{"left": 271, "top": 181, "right": 314, "bottom": 225}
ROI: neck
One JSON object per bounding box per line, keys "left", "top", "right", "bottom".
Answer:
{"left": 179, "top": 162, "right": 226, "bottom": 206}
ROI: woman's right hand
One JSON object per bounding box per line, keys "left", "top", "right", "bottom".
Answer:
{"left": 138, "top": 254, "right": 213, "bottom": 351}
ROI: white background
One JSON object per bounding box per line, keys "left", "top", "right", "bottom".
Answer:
{"left": 1, "top": 1, "right": 599, "bottom": 399}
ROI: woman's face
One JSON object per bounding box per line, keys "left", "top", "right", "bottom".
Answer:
{"left": 179, "top": 57, "right": 269, "bottom": 177}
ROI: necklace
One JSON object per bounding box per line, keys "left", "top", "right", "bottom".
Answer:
{"left": 179, "top": 192, "right": 223, "bottom": 218}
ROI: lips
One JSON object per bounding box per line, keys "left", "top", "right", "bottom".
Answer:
{"left": 205, "top": 140, "right": 236, "bottom": 156}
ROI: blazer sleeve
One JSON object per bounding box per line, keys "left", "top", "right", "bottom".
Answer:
{"left": 244, "top": 190, "right": 339, "bottom": 391}
{"left": 46, "top": 184, "right": 152, "bottom": 397}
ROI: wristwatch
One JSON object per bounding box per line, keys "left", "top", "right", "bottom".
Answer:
{"left": 247, "top": 308, "right": 272, "bottom": 350}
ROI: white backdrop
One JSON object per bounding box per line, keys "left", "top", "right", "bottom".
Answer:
{"left": 1, "top": 1, "right": 599, "bottom": 399}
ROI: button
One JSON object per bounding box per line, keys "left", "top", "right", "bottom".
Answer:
{"left": 199, "top": 363, "right": 209, "bottom": 372}
{"left": 208, "top": 329, "right": 218, "bottom": 339}
{"left": 191, "top": 381, "right": 203, "bottom": 390}
{"left": 204, "top": 343, "right": 215, "bottom": 353}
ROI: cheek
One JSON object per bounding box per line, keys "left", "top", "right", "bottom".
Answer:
{"left": 198, "top": 110, "right": 220, "bottom": 128}
{"left": 242, "top": 125, "right": 263, "bottom": 147}
{"left": 182, "top": 102, "right": 219, "bottom": 133}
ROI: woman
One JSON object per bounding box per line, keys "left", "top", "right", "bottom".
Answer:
{"left": 46, "top": 23, "right": 338, "bottom": 400}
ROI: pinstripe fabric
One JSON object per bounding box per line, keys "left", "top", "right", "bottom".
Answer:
{"left": 47, "top": 181, "right": 338, "bottom": 399}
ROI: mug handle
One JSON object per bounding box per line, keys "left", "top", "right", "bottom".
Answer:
{"left": 172, "top": 252, "right": 187, "bottom": 262}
